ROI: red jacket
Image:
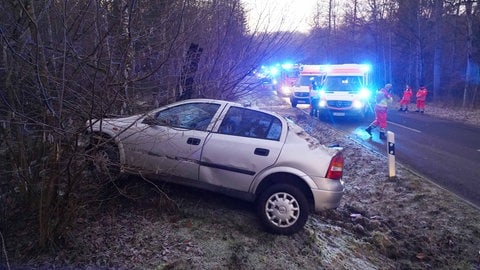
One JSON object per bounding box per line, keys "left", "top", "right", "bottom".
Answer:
{"left": 402, "top": 88, "right": 412, "bottom": 100}
{"left": 416, "top": 87, "right": 427, "bottom": 101}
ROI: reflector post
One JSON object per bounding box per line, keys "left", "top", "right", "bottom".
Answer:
{"left": 387, "top": 131, "right": 396, "bottom": 178}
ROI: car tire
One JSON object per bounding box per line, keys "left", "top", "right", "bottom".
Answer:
{"left": 256, "top": 184, "right": 309, "bottom": 235}
{"left": 88, "top": 137, "right": 121, "bottom": 182}
{"left": 291, "top": 99, "right": 298, "bottom": 108}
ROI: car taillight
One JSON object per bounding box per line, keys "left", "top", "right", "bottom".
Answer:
{"left": 326, "top": 153, "right": 344, "bottom": 180}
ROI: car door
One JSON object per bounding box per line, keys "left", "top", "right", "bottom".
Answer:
{"left": 199, "top": 106, "right": 285, "bottom": 192}
{"left": 124, "top": 101, "right": 222, "bottom": 181}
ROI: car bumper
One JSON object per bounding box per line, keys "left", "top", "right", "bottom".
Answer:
{"left": 291, "top": 97, "right": 310, "bottom": 103}
{"left": 318, "top": 108, "right": 365, "bottom": 117}
{"left": 310, "top": 177, "right": 344, "bottom": 211}
{"left": 311, "top": 188, "right": 344, "bottom": 211}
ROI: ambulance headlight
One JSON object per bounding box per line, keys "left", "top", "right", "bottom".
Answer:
{"left": 319, "top": 100, "right": 327, "bottom": 107}
{"left": 353, "top": 100, "right": 364, "bottom": 109}
{"left": 281, "top": 86, "right": 291, "bottom": 94}
{"left": 359, "top": 88, "right": 371, "bottom": 99}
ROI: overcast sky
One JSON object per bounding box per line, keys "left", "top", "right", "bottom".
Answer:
{"left": 241, "top": 0, "right": 317, "bottom": 33}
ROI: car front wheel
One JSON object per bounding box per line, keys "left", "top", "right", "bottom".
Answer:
{"left": 88, "top": 137, "right": 121, "bottom": 183}
{"left": 291, "top": 99, "right": 298, "bottom": 108}
{"left": 256, "top": 184, "right": 309, "bottom": 235}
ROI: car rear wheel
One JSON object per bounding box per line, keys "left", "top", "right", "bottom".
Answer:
{"left": 256, "top": 184, "right": 309, "bottom": 235}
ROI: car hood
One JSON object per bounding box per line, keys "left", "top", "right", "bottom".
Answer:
{"left": 292, "top": 85, "right": 310, "bottom": 92}
{"left": 87, "top": 113, "right": 149, "bottom": 133}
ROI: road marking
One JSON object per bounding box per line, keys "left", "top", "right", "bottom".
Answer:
{"left": 388, "top": 121, "right": 422, "bottom": 133}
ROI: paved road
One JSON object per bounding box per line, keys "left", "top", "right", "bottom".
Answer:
{"left": 316, "top": 108, "right": 480, "bottom": 208}
{"left": 266, "top": 89, "right": 480, "bottom": 207}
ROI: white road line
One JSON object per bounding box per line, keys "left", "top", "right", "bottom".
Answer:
{"left": 387, "top": 121, "right": 422, "bottom": 133}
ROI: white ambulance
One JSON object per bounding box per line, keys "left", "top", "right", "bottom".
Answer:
{"left": 289, "top": 65, "right": 326, "bottom": 107}
{"left": 312, "top": 64, "right": 373, "bottom": 119}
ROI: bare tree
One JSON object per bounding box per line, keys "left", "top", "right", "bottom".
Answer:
{"left": 1, "top": 0, "right": 480, "bottom": 257}
{"left": 433, "top": 0, "right": 444, "bottom": 101}
{"left": 0, "top": 0, "right": 299, "bottom": 252}
{"left": 301, "top": 0, "right": 480, "bottom": 105}
{"left": 462, "top": 0, "right": 477, "bottom": 107}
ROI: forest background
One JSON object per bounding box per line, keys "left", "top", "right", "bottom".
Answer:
{"left": 0, "top": 0, "right": 479, "bottom": 256}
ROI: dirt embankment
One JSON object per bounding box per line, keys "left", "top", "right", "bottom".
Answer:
{"left": 2, "top": 93, "right": 480, "bottom": 269}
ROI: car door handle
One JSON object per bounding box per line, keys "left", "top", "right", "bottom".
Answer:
{"left": 254, "top": 148, "right": 269, "bottom": 156}
{"left": 187, "top": 137, "right": 201, "bottom": 145}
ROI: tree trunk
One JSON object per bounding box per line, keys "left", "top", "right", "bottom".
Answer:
{"left": 462, "top": 0, "right": 474, "bottom": 107}
{"left": 432, "top": 0, "right": 444, "bottom": 101}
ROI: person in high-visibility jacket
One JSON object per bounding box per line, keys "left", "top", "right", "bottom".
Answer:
{"left": 399, "top": 84, "right": 413, "bottom": 112}
{"left": 415, "top": 85, "right": 428, "bottom": 113}
{"left": 365, "top": 84, "right": 393, "bottom": 140}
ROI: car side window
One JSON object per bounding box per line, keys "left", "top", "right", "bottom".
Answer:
{"left": 154, "top": 103, "right": 220, "bottom": 131}
{"left": 218, "top": 107, "right": 282, "bottom": 140}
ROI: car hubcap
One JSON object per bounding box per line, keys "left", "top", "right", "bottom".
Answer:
{"left": 265, "top": 192, "right": 300, "bottom": 228}
{"left": 94, "top": 150, "right": 111, "bottom": 171}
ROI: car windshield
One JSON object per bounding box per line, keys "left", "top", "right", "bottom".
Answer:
{"left": 323, "top": 76, "right": 363, "bottom": 91}
{"left": 297, "top": 75, "right": 323, "bottom": 87}
{"left": 284, "top": 69, "right": 299, "bottom": 78}
{"left": 154, "top": 102, "right": 220, "bottom": 130}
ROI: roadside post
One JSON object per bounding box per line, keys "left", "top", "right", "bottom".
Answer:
{"left": 387, "top": 131, "right": 396, "bottom": 178}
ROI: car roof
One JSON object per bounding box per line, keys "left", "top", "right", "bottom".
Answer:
{"left": 171, "top": 98, "right": 286, "bottom": 121}
{"left": 172, "top": 98, "right": 240, "bottom": 107}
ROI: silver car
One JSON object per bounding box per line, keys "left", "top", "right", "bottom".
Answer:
{"left": 86, "top": 99, "right": 345, "bottom": 234}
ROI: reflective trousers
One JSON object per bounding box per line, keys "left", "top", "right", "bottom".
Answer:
{"left": 399, "top": 98, "right": 411, "bottom": 106}
{"left": 416, "top": 100, "right": 426, "bottom": 110}
{"left": 370, "top": 106, "right": 388, "bottom": 130}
